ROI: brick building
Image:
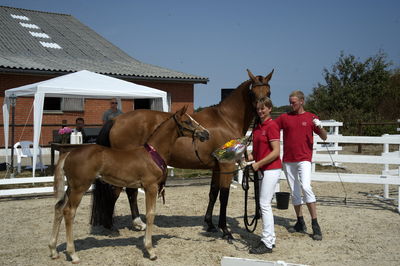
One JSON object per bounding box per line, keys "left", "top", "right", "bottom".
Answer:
{"left": 0, "top": 6, "right": 208, "bottom": 147}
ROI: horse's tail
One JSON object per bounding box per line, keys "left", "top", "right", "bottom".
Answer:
{"left": 96, "top": 120, "right": 114, "bottom": 147}
{"left": 91, "top": 119, "right": 116, "bottom": 229}
{"left": 53, "top": 152, "right": 70, "bottom": 201}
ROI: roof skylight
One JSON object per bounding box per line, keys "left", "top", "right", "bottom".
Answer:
{"left": 19, "top": 22, "right": 40, "bottom": 29}
{"left": 10, "top": 14, "right": 30, "bottom": 21}
{"left": 29, "top": 32, "right": 50, "bottom": 39}
{"left": 40, "top": 41, "right": 62, "bottom": 49}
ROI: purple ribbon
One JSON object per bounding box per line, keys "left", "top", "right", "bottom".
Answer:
{"left": 144, "top": 143, "right": 167, "bottom": 175}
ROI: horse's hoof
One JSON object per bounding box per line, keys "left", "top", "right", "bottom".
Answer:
{"left": 50, "top": 254, "right": 59, "bottom": 260}
{"left": 206, "top": 224, "right": 218, "bottom": 233}
{"left": 222, "top": 231, "right": 234, "bottom": 244}
{"left": 69, "top": 254, "right": 80, "bottom": 264}
{"left": 132, "top": 217, "right": 146, "bottom": 231}
{"left": 150, "top": 255, "right": 158, "bottom": 261}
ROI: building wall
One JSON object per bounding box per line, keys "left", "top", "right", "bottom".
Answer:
{"left": 0, "top": 72, "right": 194, "bottom": 147}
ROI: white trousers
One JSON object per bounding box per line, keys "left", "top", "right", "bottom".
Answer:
{"left": 283, "top": 161, "right": 316, "bottom": 205}
{"left": 259, "top": 168, "right": 281, "bottom": 248}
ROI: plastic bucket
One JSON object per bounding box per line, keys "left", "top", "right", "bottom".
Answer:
{"left": 275, "top": 192, "right": 290, "bottom": 210}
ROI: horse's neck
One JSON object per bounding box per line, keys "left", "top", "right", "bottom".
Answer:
{"left": 217, "top": 80, "right": 254, "bottom": 134}
{"left": 146, "top": 118, "right": 179, "bottom": 161}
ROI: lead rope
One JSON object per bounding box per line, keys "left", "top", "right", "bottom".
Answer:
{"left": 324, "top": 140, "right": 348, "bottom": 204}
{"left": 242, "top": 165, "right": 261, "bottom": 232}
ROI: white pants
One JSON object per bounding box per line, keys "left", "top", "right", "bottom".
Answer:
{"left": 259, "top": 168, "right": 281, "bottom": 248}
{"left": 283, "top": 161, "right": 316, "bottom": 205}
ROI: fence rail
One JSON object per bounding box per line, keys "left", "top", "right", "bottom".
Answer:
{"left": 1, "top": 124, "right": 399, "bottom": 211}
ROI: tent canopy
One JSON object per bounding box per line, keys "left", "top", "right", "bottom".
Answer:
{"left": 2, "top": 70, "right": 169, "bottom": 176}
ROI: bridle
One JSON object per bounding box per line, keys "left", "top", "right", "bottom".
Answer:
{"left": 250, "top": 82, "right": 271, "bottom": 99}
{"left": 173, "top": 113, "right": 201, "bottom": 140}
{"left": 192, "top": 81, "right": 270, "bottom": 168}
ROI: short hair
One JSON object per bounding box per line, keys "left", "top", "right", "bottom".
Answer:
{"left": 256, "top": 97, "right": 273, "bottom": 108}
{"left": 76, "top": 117, "right": 84, "bottom": 123}
{"left": 289, "top": 90, "right": 305, "bottom": 100}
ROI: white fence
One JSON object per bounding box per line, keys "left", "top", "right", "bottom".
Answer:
{"left": 238, "top": 121, "right": 400, "bottom": 212}
{"left": 1, "top": 121, "right": 399, "bottom": 212}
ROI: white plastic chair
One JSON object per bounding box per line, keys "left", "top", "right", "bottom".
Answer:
{"left": 13, "top": 141, "right": 46, "bottom": 173}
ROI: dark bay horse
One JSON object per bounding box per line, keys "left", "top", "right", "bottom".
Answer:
{"left": 49, "top": 106, "right": 209, "bottom": 263}
{"left": 92, "top": 69, "right": 273, "bottom": 241}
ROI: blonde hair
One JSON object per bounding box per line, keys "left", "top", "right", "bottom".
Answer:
{"left": 256, "top": 97, "right": 273, "bottom": 108}
{"left": 289, "top": 90, "right": 304, "bottom": 100}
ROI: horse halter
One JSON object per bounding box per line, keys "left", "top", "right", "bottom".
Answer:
{"left": 173, "top": 113, "right": 200, "bottom": 139}
{"left": 250, "top": 81, "right": 271, "bottom": 95}
{"left": 250, "top": 81, "right": 267, "bottom": 88}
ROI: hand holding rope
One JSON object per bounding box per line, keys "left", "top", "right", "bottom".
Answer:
{"left": 242, "top": 164, "right": 261, "bottom": 232}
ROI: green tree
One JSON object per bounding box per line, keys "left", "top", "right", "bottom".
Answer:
{"left": 306, "top": 51, "right": 392, "bottom": 135}
{"left": 377, "top": 68, "right": 400, "bottom": 120}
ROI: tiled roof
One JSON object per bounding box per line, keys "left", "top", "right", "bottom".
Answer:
{"left": 0, "top": 6, "right": 208, "bottom": 83}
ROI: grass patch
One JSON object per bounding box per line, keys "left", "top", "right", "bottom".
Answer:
{"left": 169, "top": 168, "right": 212, "bottom": 178}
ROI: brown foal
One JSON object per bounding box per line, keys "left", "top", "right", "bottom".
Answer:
{"left": 48, "top": 106, "right": 209, "bottom": 263}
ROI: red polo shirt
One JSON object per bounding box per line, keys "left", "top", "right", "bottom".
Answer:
{"left": 252, "top": 118, "right": 282, "bottom": 171}
{"left": 275, "top": 112, "right": 321, "bottom": 162}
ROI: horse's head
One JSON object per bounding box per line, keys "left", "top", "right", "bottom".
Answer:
{"left": 247, "top": 69, "right": 274, "bottom": 106}
{"left": 173, "top": 106, "right": 210, "bottom": 142}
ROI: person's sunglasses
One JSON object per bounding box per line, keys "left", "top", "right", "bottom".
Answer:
{"left": 111, "top": 102, "right": 118, "bottom": 104}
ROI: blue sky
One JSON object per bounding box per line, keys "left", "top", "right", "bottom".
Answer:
{"left": 2, "top": 0, "right": 399, "bottom": 108}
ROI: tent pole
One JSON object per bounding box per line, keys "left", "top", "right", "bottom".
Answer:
{"left": 9, "top": 95, "right": 16, "bottom": 178}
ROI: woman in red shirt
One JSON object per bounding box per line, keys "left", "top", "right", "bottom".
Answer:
{"left": 247, "top": 97, "right": 282, "bottom": 254}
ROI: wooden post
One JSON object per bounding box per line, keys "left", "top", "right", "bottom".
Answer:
{"left": 383, "top": 134, "right": 389, "bottom": 198}
{"left": 357, "top": 122, "right": 362, "bottom": 153}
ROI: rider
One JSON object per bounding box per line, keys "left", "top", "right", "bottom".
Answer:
{"left": 247, "top": 97, "right": 282, "bottom": 254}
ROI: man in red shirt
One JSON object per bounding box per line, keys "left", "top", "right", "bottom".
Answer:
{"left": 275, "top": 90, "right": 327, "bottom": 240}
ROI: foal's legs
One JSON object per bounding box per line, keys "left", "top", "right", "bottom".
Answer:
{"left": 143, "top": 184, "right": 158, "bottom": 260}
{"left": 49, "top": 193, "right": 68, "bottom": 259}
{"left": 126, "top": 188, "right": 146, "bottom": 230}
{"left": 64, "top": 188, "right": 87, "bottom": 264}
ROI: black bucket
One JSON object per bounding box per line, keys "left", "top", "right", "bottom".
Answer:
{"left": 275, "top": 192, "right": 290, "bottom": 210}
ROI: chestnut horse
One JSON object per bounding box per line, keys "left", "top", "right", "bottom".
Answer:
{"left": 92, "top": 69, "right": 273, "bottom": 241}
{"left": 48, "top": 106, "right": 209, "bottom": 262}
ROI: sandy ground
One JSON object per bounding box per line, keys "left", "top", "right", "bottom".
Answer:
{"left": 0, "top": 173, "right": 399, "bottom": 266}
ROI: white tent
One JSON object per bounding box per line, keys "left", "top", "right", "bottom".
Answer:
{"left": 2, "top": 70, "right": 169, "bottom": 176}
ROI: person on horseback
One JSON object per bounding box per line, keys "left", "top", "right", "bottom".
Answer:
{"left": 247, "top": 97, "right": 282, "bottom": 254}
{"left": 275, "top": 90, "right": 327, "bottom": 241}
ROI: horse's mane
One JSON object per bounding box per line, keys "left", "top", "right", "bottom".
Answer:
{"left": 145, "top": 112, "right": 175, "bottom": 143}
{"left": 195, "top": 79, "right": 252, "bottom": 113}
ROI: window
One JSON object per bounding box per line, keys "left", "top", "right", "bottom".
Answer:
{"left": 44, "top": 97, "right": 61, "bottom": 111}
{"left": 134, "top": 99, "right": 151, "bottom": 109}
{"left": 43, "top": 97, "right": 84, "bottom": 112}
{"left": 61, "top": 97, "right": 84, "bottom": 111}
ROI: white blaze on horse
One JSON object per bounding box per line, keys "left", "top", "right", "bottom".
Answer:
{"left": 48, "top": 106, "right": 209, "bottom": 263}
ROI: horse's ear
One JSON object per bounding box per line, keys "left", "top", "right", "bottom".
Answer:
{"left": 177, "top": 105, "right": 188, "bottom": 116}
{"left": 247, "top": 69, "right": 257, "bottom": 82}
{"left": 264, "top": 69, "right": 274, "bottom": 82}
